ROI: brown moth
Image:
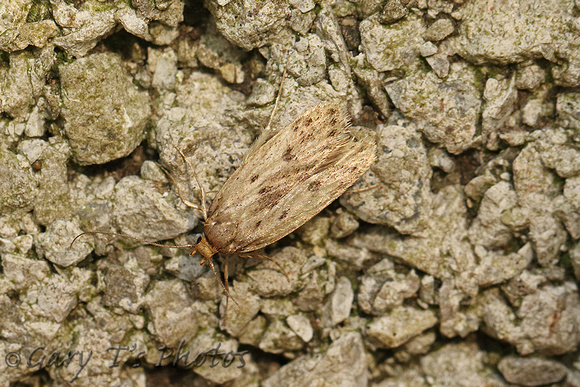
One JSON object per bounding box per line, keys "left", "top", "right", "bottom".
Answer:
{"left": 188, "top": 102, "right": 376, "bottom": 304}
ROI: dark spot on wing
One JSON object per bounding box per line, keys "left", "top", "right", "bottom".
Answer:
{"left": 259, "top": 186, "right": 274, "bottom": 195}
{"left": 328, "top": 107, "right": 338, "bottom": 115}
{"left": 282, "top": 147, "right": 294, "bottom": 161}
{"left": 255, "top": 220, "right": 262, "bottom": 228}
{"left": 308, "top": 181, "right": 322, "bottom": 191}
{"left": 250, "top": 174, "right": 259, "bottom": 183}
{"left": 330, "top": 117, "right": 338, "bottom": 125}
{"left": 304, "top": 117, "right": 313, "bottom": 126}
{"left": 279, "top": 209, "right": 289, "bottom": 220}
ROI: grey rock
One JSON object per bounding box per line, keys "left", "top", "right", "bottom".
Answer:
{"left": 244, "top": 247, "right": 307, "bottom": 297}
{"left": 474, "top": 243, "right": 533, "bottom": 287}
{"left": 222, "top": 281, "right": 261, "bottom": 337}
{"left": 341, "top": 124, "right": 432, "bottom": 235}
{"left": 517, "top": 282, "right": 580, "bottom": 355}
{"left": 512, "top": 145, "right": 567, "bottom": 266}
{"left": 425, "top": 53, "right": 450, "bottom": 78}
{"left": 0, "top": 51, "right": 48, "bottom": 120}
{"left": 501, "top": 270, "right": 545, "bottom": 307}
{"left": 25, "top": 269, "right": 91, "bottom": 323}
{"left": 205, "top": 0, "right": 294, "bottom": 50}
{"left": 330, "top": 209, "right": 360, "bottom": 239}
{"left": 113, "top": 176, "right": 197, "bottom": 241}
{"left": 100, "top": 255, "right": 149, "bottom": 314}
{"left": 155, "top": 71, "right": 250, "bottom": 203}
{"left": 286, "top": 314, "right": 313, "bottom": 342}
{"left": 360, "top": 14, "right": 425, "bottom": 72}
{"left": 144, "top": 279, "right": 216, "bottom": 347}
{"left": 165, "top": 251, "right": 206, "bottom": 282}
{"left": 32, "top": 140, "right": 72, "bottom": 225}
{"left": 482, "top": 76, "right": 518, "bottom": 150}
{"left": 419, "top": 41, "right": 438, "bottom": 57}
{"left": 469, "top": 181, "right": 517, "bottom": 249}
{"left": 351, "top": 58, "right": 391, "bottom": 118}
{"left": 262, "top": 332, "right": 367, "bottom": 387}
{"left": 0, "top": 0, "right": 59, "bottom": 52}
{"left": 367, "top": 306, "right": 437, "bottom": 348}
{"left": 515, "top": 62, "right": 546, "bottom": 90}
{"left": 293, "top": 259, "right": 336, "bottom": 312}
{"left": 130, "top": 0, "right": 184, "bottom": 29}
{"left": 358, "top": 260, "right": 420, "bottom": 316}
{"left": 572, "top": 242, "right": 580, "bottom": 283}
{"left": 438, "top": 278, "right": 481, "bottom": 338}
{"left": 421, "top": 342, "right": 506, "bottom": 387}
{"left": 325, "top": 239, "right": 374, "bottom": 270}
{"left": 351, "top": 186, "right": 474, "bottom": 281}
{"left": 59, "top": 53, "right": 150, "bottom": 165}
{"left": 0, "top": 149, "right": 36, "bottom": 213}
{"left": 557, "top": 91, "right": 580, "bottom": 132}
{"left": 448, "top": 0, "right": 580, "bottom": 86}
{"left": 423, "top": 18, "right": 454, "bottom": 41}
{"left": 385, "top": 65, "right": 481, "bottom": 154}
{"left": 259, "top": 319, "right": 304, "bottom": 354}
{"left": 379, "top": 0, "right": 409, "bottom": 24}
{"left": 188, "top": 332, "right": 244, "bottom": 383}
{"left": 261, "top": 298, "right": 296, "bottom": 317}
{"left": 148, "top": 47, "right": 178, "bottom": 90}
{"left": 321, "top": 276, "right": 354, "bottom": 327}
{"left": 52, "top": 3, "right": 116, "bottom": 57}
{"left": 428, "top": 147, "right": 454, "bottom": 173}
{"left": 521, "top": 89, "right": 553, "bottom": 129}
{"left": 287, "top": 34, "right": 327, "bottom": 86}
{"left": 35, "top": 219, "right": 93, "bottom": 267}
{"left": 558, "top": 176, "right": 580, "bottom": 239}
{"left": 24, "top": 104, "right": 46, "bottom": 137}
{"left": 1, "top": 253, "right": 50, "bottom": 290}
{"left": 482, "top": 283, "right": 580, "bottom": 355}
{"left": 498, "top": 356, "right": 567, "bottom": 386}
{"left": 238, "top": 315, "right": 267, "bottom": 346}
{"left": 533, "top": 128, "right": 580, "bottom": 178}
{"left": 296, "top": 215, "right": 330, "bottom": 246}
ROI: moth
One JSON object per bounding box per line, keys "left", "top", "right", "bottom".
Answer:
{"left": 75, "top": 102, "right": 376, "bottom": 309}
{"left": 176, "top": 102, "right": 376, "bottom": 310}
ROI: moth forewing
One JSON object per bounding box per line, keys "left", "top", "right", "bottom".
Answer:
{"left": 203, "top": 102, "right": 377, "bottom": 255}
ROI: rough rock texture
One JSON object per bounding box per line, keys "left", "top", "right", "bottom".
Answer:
{"left": 59, "top": 52, "right": 151, "bottom": 165}
{"left": 1, "top": 0, "right": 580, "bottom": 385}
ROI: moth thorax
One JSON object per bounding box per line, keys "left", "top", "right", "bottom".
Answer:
{"left": 195, "top": 236, "right": 219, "bottom": 262}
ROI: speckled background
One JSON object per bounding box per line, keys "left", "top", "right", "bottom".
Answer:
{"left": 1, "top": 0, "right": 580, "bottom": 385}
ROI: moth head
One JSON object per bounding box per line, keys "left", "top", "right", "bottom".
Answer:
{"left": 194, "top": 235, "right": 219, "bottom": 263}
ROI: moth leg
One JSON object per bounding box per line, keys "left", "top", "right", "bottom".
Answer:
{"left": 346, "top": 183, "right": 379, "bottom": 194}
{"left": 223, "top": 255, "right": 231, "bottom": 323}
{"left": 240, "top": 252, "right": 290, "bottom": 282}
{"left": 172, "top": 145, "right": 209, "bottom": 221}
{"left": 205, "top": 257, "right": 241, "bottom": 309}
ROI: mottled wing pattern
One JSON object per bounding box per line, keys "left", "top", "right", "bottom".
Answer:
{"left": 204, "top": 103, "right": 376, "bottom": 254}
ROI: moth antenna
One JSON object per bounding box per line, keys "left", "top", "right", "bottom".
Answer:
{"left": 159, "top": 165, "right": 204, "bottom": 213}
{"left": 204, "top": 257, "right": 241, "bottom": 309}
{"left": 71, "top": 231, "right": 197, "bottom": 250}
{"left": 346, "top": 183, "right": 379, "bottom": 194}
{"left": 264, "top": 53, "right": 291, "bottom": 134}
{"left": 172, "top": 145, "right": 208, "bottom": 221}
{"left": 244, "top": 53, "right": 292, "bottom": 162}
